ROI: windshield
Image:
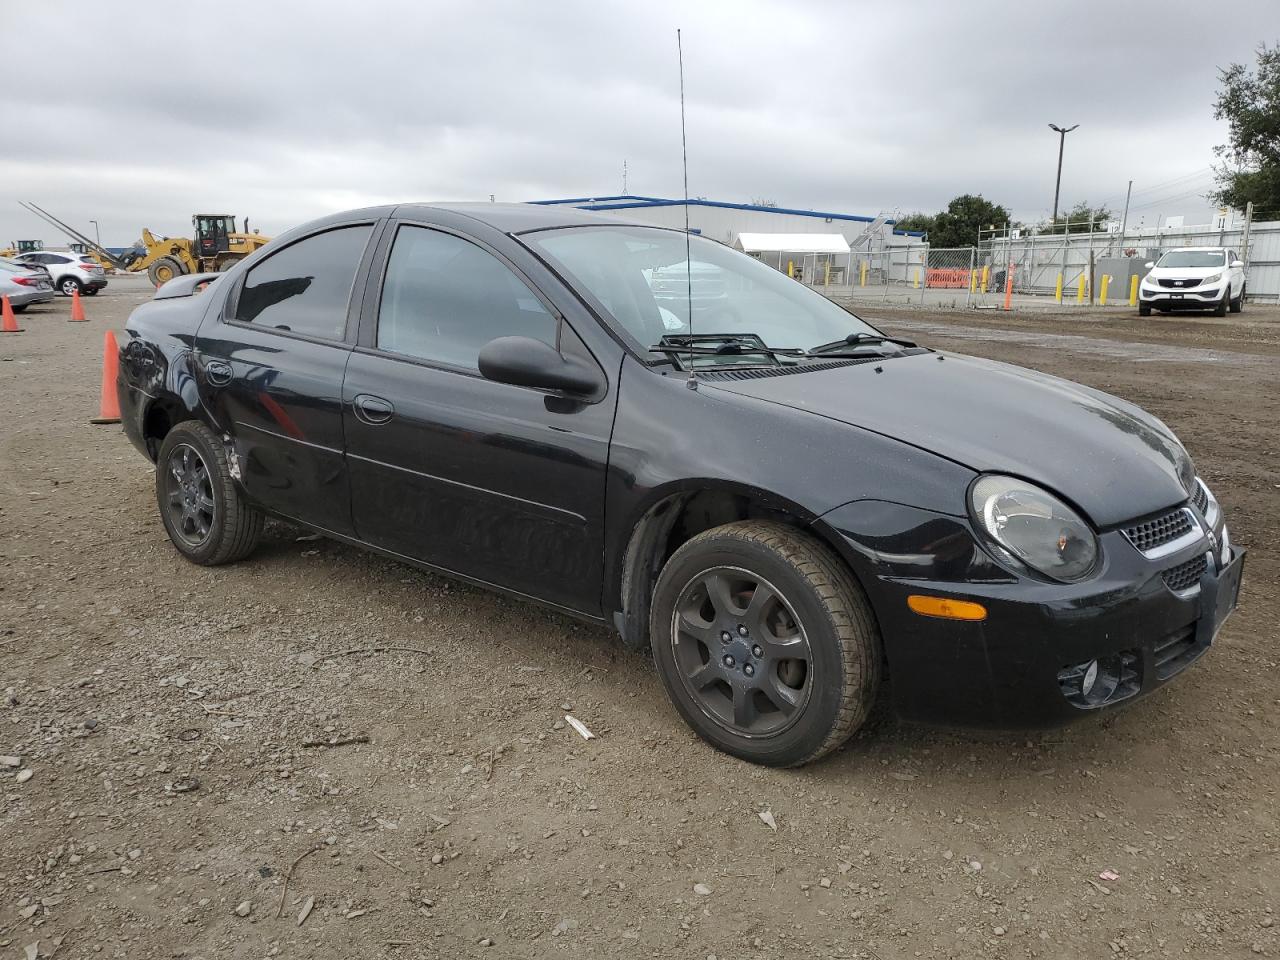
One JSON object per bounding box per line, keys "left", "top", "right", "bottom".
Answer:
{"left": 1157, "top": 250, "right": 1226, "bottom": 268}
{"left": 524, "top": 226, "right": 879, "bottom": 357}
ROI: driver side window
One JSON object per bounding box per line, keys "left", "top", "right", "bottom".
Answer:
{"left": 376, "top": 226, "right": 557, "bottom": 369}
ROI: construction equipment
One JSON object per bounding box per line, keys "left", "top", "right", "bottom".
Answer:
{"left": 130, "top": 215, "right": 271, "bottom": 286}
{"left": 18, "top": 203, "right": 272, "bottom": 286}
{"left": 0, "top": 239, "right": 43, "bottom": 257}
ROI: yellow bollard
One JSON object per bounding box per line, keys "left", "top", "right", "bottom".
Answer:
{"left": 1099, "top": 274, "right": 1110, "bottom": 306}
{"left": 980, "top": 265, "right": 989, "bottom": 293}
{"left": 1076, "top": 273, "right": 1086, "bottom": 303}
{"left": 787, "top": 259, "right": 794, "bottom": 278}
{"left": 913, "top": 268, "right": 920, "bottom": 289}
{"left": 824, "top": 262, "right": 830, "bottom": 286}
{"left": 969, "top": 270, "right": 977, "bottom": 294}
{"left": 1129, "top": 274, "right": 1139, "bottom": 306}
{"left": 1054, "top": 273, "right": 1064, "bottom": 304}
{"left": 859, "top": 261, "right": 868, "bottom": 287}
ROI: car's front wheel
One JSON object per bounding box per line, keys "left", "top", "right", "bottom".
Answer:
{"left": 1214, "top": 290, "right": 1229, "bottom": 316}
{"left": 649, "top": 521, "right": 881, "bottom": 767}
{"left": 1138, "top": 304, "right": 1151, "bottom": 317}
{"left": 1230, "top": 283, "right": 1245, "bottom": 313}
{"left": 156, "top": 421, "right": 263, "bottom": 566}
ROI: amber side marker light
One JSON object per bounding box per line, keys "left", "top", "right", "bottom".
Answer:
{"left": 907, "top": 595, "right": 988, "bottom": 621}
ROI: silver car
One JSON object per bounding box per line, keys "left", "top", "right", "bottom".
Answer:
{"left": 0, "top": 258, "right": 56, "bottom": 311}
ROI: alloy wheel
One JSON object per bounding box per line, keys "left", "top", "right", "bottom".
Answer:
{"left": 164, "top": 443, "right": 216, "bottom": 546}
{"left": 670, "top": 566, "right": 813, "bottom": 737}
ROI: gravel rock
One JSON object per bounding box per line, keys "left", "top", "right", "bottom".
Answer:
{"left": 235, "top": 901, "right": 251, "bottom": 917}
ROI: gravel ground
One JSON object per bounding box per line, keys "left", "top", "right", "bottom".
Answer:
{"left": 1, "top": 275, "right": 1277, "bottom": 959}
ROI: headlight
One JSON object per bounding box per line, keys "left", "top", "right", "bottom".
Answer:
{"left": 1141, "top": 274, "right": 1160, "bottom": 286}
{"left": 969, "top": 475, "right": 1099, "bottom": 582}
{"left": 1201, "top": 272, "right": 1222, "bottom": 285}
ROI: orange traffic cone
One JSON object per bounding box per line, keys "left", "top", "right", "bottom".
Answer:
{"left": 1, "top": 295, "right": 23, "bottom": 333}
{"left": 90, "top": 330, "right": 122, "bottom": 425}
{"left": 69, "top": 288, "right": 87, "bottom": 322}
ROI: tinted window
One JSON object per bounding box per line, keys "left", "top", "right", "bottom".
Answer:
{"left": 376, "top": 226, "right": 556, "bottom": 369}
{"left": 235, "top": 225, "right": 373, "bottom": 339}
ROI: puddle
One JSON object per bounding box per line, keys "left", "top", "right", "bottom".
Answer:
{"left": 871, "top": 318, "right": 1270, "bottom": 367}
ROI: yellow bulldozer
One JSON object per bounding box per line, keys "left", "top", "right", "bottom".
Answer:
{"left": 18, "top": 203, "right": 272, "bottom": 285}
{"left": 129, "top": 215, "right": 272, "bottom": 286}
{"left": 0, "top": 239, "right": 44, "bottom": 258}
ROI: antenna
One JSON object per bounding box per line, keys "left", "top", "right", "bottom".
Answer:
{"left": 677, "top": 28, "right": 696, "bottom": 387}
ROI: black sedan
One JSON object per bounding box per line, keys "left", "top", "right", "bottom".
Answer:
{"left": 116, "top": 203, "right": 1244, "bottom": 767}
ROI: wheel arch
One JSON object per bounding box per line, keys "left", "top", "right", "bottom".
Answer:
{"left": 611, "top": 479, "right": 872, "bottom": 652}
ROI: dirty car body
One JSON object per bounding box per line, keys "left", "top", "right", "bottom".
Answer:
{"left": 116, "top": 203, "right": 1244, "bottom": 766}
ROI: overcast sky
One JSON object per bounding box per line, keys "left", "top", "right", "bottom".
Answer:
{"left": 3, "top": 0, "right": 1276, "bottom": 246}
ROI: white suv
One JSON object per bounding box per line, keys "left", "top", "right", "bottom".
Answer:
{"left": 14, "top": 251, "right": 108, "bottom": 297}
{"left": 1138, "top": 246, "right": 1245, "bottom": 317}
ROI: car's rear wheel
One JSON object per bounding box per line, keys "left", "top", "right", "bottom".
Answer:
{"left": 1230, "top": 284, "right": 1245, "bottom": 313}
{"left": 12, "top": 304, "right": 27, "bottom": 314}
{"left": 59, "top": 276, "right": 81, "bottom": 296}
{"left": 649, "top": 520, "right": 880, "bottom": 767}
{"left": 156, "top": 421, "right": 263, "bottom": 566}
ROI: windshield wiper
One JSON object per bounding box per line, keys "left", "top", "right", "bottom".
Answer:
{"left": 649, "top": 333, "right": 807, "bottom": 368}
{"left": 808, "top": 332, "right": 918, "bottom": 355}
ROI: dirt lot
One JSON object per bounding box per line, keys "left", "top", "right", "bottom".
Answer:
{"left": 2, "top": 276, "right": 1277, "bottom": 959}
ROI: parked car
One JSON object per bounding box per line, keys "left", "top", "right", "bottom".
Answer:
{"left": 14, "top": 250, "right": 107, "bottom": 296}
{"left": 0, "top": 258, "right": 55, "bottom": 311}
{"left": 116, "top": 204, "right": 1244, "bottom": 767}
{"left": 1138, "top": 247, "right": 1245, "bottom": 317}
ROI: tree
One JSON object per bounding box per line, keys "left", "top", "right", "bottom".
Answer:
{"left": 893, "top": 212, "right": 935, "bottom": 235}
{"left": 1213, "top": 43, "right": 1280, "bottom": 216}
{"left": 1047, "top": 201, "right": 1114, "bottom": 233}
{"left": 928, "top": 194, "right": 1011, "bottom": 247}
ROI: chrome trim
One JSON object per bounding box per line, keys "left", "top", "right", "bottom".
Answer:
{"left": 1125, "top": 507, "right": 1205, "bottom": 561}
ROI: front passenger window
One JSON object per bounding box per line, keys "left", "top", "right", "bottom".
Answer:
{"left": 377, "top": 226, "right": 557, "bottom": 369}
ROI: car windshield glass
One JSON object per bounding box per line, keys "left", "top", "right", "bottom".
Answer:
{"left": 524, "top": 226, "right": 880, "bottom": 358}
{"left": 1157, "top": 250, "right": 1226, "bottom": 268}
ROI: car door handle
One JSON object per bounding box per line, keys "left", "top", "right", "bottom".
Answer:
{"left": 353, "top": 394, "right": 394, "bottom": 425}
{"left": 203, "top": 360, "right": 233, "bottom": 385}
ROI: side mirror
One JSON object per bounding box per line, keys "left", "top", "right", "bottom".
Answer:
{"left": 1144, "top": 261, "right": 1154, "bottom": 269}
{"left": 478, "top": 336, "right": 602, "bottom": 395}
{"left": 1231, "top": 260, "right": 1244, "bottom": 269}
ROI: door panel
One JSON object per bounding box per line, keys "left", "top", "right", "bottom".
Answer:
{"left": 342, "top": 222, "right": 614, "bottom": 614}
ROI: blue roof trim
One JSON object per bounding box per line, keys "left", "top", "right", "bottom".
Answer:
{"left": 532, "top": 195, "right": 892, "bottom": 225}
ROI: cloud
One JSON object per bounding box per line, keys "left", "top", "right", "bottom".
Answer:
{"left": 2, "top": 0, "right": 1275, "bottom": 245}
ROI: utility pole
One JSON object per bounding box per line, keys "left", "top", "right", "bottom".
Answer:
{"left": 1119, "top": 180, "right": 1133, "bottom": 234}
{"left": 1048, "top": 123, "right": 1079, "bottom": 223}
{"left": 622, "top": 159, "right": 628, "bottom": 194}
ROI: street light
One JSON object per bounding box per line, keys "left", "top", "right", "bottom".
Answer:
{"left": 1048, "top": 123, "right": 1079, "bottom": 223}
{"left": 89, "top": 219, "right": 101, "bottom": 246}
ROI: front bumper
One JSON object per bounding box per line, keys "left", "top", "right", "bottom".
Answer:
{"left": 823, "top": 499, "right": 1243, "bottom": 728}
{"left": 1140, "top": 284, "right": 1224, "bottom": 308}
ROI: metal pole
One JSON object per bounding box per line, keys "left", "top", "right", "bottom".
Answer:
{"left": 1053, "top": 131, "right": 1065, "bottom": 222}
{"left": 1120, "top": 180, "right": 1132, "bottom": 234}
{"left": 966, "top": 246, "right": 974, "bottom": 308}
{"left": 1240, "top": 201, "right": 1254, "bottom": 266}
{"left": 90, "top": 219, "right": 101, "bottom": 246}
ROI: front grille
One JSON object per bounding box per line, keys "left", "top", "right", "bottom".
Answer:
{"left": 1152, "top": 624, "right": 1205, "bottom": 680}
{"left": 1162, "top": 554, "right": 1207, "bottom": 593}
{"left": 1190, "top": 482, "right": 1209, "bottom": 516}
{"left": 1123, "top": 508, "right": 1194, "bottom": 553}
{"left": 1157, "top": 277, "right": 1199, "bottom": 288}
{"left": 1058, "top": 650, "right": 1141, "bottom": 709}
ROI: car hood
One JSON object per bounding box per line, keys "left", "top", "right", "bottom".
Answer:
{"left": 1148, "top": 264, "right": 1224, "bottom": 278}
{"left": 705, "top": 351, "right": 1193, "bottom": 527}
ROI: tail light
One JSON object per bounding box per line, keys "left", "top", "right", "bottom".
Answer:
{"left": 12, "top": 276, "right": 36, "bottom": 286}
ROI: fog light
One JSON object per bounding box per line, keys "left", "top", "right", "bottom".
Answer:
{"left": 1057, "top": 650, "right": 1140, "bottom": 709}
{"left": 1081, "top": 659, "right": 1099, "bottom": 696}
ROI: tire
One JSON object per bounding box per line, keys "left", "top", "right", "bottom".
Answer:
{"left": 1138, "top": 304, "right": 1151, "bottom": 317}
{"left": 156, "top": 421, "right": 263, "bottom": 566}
{"left": 58, "top": 276, "right": 81, "bottom": 297}
{"left": 84, "top": 287, "right": 99, "bottom": 296}
{"left": 649, "top": 520, "right": 881, "bottom": 767}
{"left": 1213, "top": 291, "right": 1228, "bottom": 317}
{"left": 1230, "top": 284, "right": 1244, "bottom": 313}
{"left": 148, "top": 257, "right": 186, "bottom": 287}
{"left": 219, "top": 257, "right": 241, "bottom": 272}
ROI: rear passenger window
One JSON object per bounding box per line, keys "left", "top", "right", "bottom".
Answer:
{"left": 376, "top": 226, "right": 557, "bottom": 369}
{"left": 235, "top": 225, "right": 373, "bottom": 339}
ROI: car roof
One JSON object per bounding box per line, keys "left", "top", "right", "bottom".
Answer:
{"left": 390, "top": 201, "right": 646, "bottom": 234}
